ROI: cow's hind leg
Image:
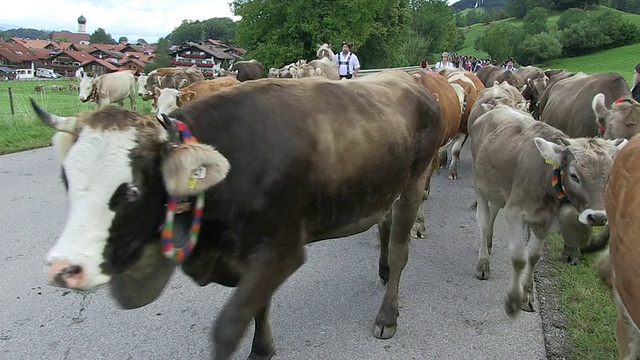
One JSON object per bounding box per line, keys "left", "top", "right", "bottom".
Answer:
{"left": 448, "top": 133, "right": 467, "bottom": 180}
{"left": 503, "top": 207, "right": 528, "bottom": 317}
{"left": 614, "top": 289, "right": 640, "bottom": 360}
{"left": 248, "top": 302, "right": 276, "bottom": 360}
{"left": 375, "top": 174, "right": 423, "bottom": 339}
{"left": 213, "top": 244, "right": 305, "bottom": 360}
{"left": 378, "top": 210, "right": 392, "bottom": 284}
{"left": 520, "top": 225, "right": 547, "bottom": 312}
{"left": 411, "top": 156, "right": 437, "bottom": 239}
{"left": 475, "top": 192, "right": 499, "bottom": 280}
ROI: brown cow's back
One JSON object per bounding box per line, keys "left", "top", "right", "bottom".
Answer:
{"left": 606, "top": 133, "right": 640, "bottom": 328}
{"left": 412, "top": 71, "right": 461, "bottom": 146}
{"left": 185, "top": 77, "right": 241, "bottom": 101}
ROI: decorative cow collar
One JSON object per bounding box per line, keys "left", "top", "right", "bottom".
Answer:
{"left": 552, "top": 165, "right": 570, "bottom": 205}
{"left": 160, "top": 119, "right": 206, "bottom": 263}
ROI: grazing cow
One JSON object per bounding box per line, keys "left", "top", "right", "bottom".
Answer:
{"left": 34, "top": 84, "right": 45, "bottom": 93}
{"left": 78, "top": 71, "right": 136, "bottom": 111}
{"left": 31, "top": 70, "right": 441, "bottom": 360}
{"left": 596, "top": 133, "right": 640, "bottom": 360}
{"left": 592, "top": 94, "right": 640, "bottom": 140}
{"left": 155, "top": 77, "right": 240, "bottom": 114}
{"left": 316, "top": 43, "right": 335, "bottom": 62}
{"left": 228, "top": 59, "right": 265, "bottom": 82}
{"left": 470, "top": 104, "right": 627, "bottom": 316}
{"left": 410, "top": 70, "right": 461, "bottom": 238}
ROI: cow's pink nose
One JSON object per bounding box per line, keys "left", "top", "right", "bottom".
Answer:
{"left": 48, "top": 259, "right": 85, "bottom": 288}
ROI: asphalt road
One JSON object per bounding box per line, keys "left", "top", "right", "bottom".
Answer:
{"left": 0, "top": 145, "right": 546, "bottom": 360}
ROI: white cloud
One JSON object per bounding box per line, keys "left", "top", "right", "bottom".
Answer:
{"left": 1, "top": 0, "right": 239, "bottom": 43}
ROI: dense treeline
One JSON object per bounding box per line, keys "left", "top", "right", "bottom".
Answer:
{"left": 0, "top": 28, "right": 51, "bottom": 41}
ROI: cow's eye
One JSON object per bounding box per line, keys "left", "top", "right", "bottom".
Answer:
{"left": 569, "top": 173, "right": 580, "bottom": 183}
{"left": 126, "top": 185, "right": 140, "bottom": 201}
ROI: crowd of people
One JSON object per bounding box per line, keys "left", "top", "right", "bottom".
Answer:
{"left": 420, "top": 52, "right": 517, "bottom": 73}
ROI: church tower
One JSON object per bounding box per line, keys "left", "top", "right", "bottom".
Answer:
{"left": 77, "top": 14, "right": 87, "bottom": 33}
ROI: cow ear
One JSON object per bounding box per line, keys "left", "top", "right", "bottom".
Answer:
{"left": 179, "top": 91, "right": 197, "bottom": 104}
{"left": 591, "top": 93, "right": 610, "bottom": 129}
{"left": 177, "top": 79, "right": 189, "bottom": 89}
{"left": 162, "top": 143, "right": 230, "bottom": 196}
{"left": 534, "top": 137, "right": 564, "bottom": 165}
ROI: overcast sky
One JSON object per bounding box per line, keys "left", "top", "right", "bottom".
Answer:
{"left": 1, "top": 0, "right": 459, "bottom": 43}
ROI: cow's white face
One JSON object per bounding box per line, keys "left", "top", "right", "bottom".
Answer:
{"left": 48, "top": 126, "right": 139, "bottom": 289}
{"left": 156, "top": 88, "right": 180, "bottom": 115}
{"left": 78, "top": 77, "right": 94, "bottom": 102}
{"left": 136, "top": 75, "right": 148, "bottom": 96}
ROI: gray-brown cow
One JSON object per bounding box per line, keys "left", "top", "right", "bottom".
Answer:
{"left": 592, "top": 94, "right": 640, "bottom": 140}
{"left": 470, "top": 104, "right": 626, "bottom": 316}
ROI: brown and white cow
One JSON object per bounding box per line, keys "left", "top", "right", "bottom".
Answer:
{"left": 78, "top": 71, "right": 136, "bottom": 111}
{"left": 155, "top": 77, "right": 241, "bottom": 115}
{"left": 140, "top": 65, "right": 205, "bottom": 100}
{"left": 592, "top": 94, "right": 640, "bottom": 140}
{"left": 470, "top": 104, "right": 626, "bottom": 316}
{"left": 596, "top": 133, "right": 640, "bottom": 360}
{"left": 410, "top": 70, "right": 461, "bottom": 238}
{"left": 30, "top": 70, "right": 441, "bottom": 359}
{"left": 294, "top": 58, "right": 340, "bottom": 80}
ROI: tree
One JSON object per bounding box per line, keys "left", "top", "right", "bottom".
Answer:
{"left": 506, "top": 0, "right": 550, "bottom": 18}
{"left": 136, "top": 38, "right": 147, "bottom": 45}
{"left": 232, "top": 0, "right": 411, "bottom": 69}
{"left": 90, "top": 28, "right": 116, "bottom": 44}
{"left": 118, "top": 36, "right": 128, "bottom": 43}
{"left": 523, "top": 7, "right": 548, "bottom": 35}
{"left": 411, "top": 0, "right": 463, "bottom": 54}
{"left": 474, "top": 22, "right": 524, "bottom": 61}
{"left": 144, "top": 37, "right": 171, "bottom": 73}
{"left": 455, "top": 12, "right": 467, "bottom": 27}
{"left": 557, "top": 8, "right": 586, "bottom": 30}
{"left": 168, "top": 17, "right": 237, "bottom": 44}
{"left": 465, "top": 9, "right": 483, "bottom": 25}
{"left": 552, "top": 0, "right": 601, "bottom": 10}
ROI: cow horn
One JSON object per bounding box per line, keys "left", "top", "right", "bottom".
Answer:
{"left": 156, "top": 113, "right": 180, "bottom": 143}
{"left": 30, "top": 98, "right": 77, "bottom": 134}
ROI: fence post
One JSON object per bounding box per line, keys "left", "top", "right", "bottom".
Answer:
{"left": 8, "top": 87, "right": 15, "bottom": 116}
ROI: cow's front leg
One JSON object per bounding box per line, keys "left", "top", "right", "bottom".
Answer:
{"left": 374, "top": 173, "right": 423, "bottom": 339}
{"left": 504, "top": 207, "right": 527, "bottom": 317}
{"left": 559, "top": 244, "right": 580, "bottom": 265}
{"left": 213, "top": 245, "right": 305, "bottom": 360}
{"left": 247, "top": 302, "right": 276, "bottom": 360}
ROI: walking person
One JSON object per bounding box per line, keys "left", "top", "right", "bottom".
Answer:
{"left": 435, "top": 52, "right": 454, "bottom": 69}
{"left": 334, "top": 42, "right": 360, "bottom": 79}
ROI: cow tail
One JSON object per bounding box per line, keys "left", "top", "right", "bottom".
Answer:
{"left": 594, "top": 248, "right": 613, "bottom": 292}
{"left": 580, "top": 225, "right": 610, "bottom": 253}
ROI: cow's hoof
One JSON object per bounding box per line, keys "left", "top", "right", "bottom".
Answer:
{"left": 559, "top": 251, "right": 579, "bottom": 265}
{"left": 475, "top": 259, "right": 490, "bottom": 280}
{"left": 410, "top": 224, "right": 426, "bottom": 239}
{"left": 521, "top": 292, "right": 535, "bottom": 312}
{"left": 447, "top": 173, "right": 458, "bottom": 180}
{"left": 504, "top": 293, "right": 522, "bottom": 318}
{"left": 378, "top": 265, "right": 389, "bottom": 285}
{"left": 247, "top": 354, "right": 274, "bottom": 360}
{"left": 373, "top": 323, "right": 397, "bottom": 339}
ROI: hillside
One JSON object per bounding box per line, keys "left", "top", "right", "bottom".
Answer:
{"left": 457, "top": 5, "right": 640, "bottom": 60}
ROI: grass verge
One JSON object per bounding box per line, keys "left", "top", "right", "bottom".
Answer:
{"left": 545, "top": 232, "right": 617, "bottom": 360}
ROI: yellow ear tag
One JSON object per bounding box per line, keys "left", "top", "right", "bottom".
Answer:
{"left": 187, "top": 178, "right": 198, "bottom": 190}
{"left": 544, "top": 157, "right": 554, "bottom": 164}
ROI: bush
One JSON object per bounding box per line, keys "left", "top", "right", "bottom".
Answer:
{"left": 514, "top": 32, "right": 562, "bottom": 65}
{"left": 474, "top": 23, "right": 525, "bottom": 61}
{"left": 559, "top": 11, "right": 640, "bottom": 55}
{"left": 557, "top": 8, "right": 586, "bottom": 30}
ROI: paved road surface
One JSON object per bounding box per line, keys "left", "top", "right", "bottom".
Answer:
{"left": 0, "top": 146, "right": 546, "bottom": 360}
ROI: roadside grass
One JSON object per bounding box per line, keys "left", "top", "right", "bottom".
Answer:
{"left": 0, "top": 79, "right": 152, "bottom": 154}
{"left": 546, "top": 232, "right": 617, "bottom": 360}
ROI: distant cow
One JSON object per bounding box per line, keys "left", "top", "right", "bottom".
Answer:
{"left": 155, "top": 77, "right": 240, "bottom": 114}
{"left": 596, "top": 133, "right": 640, "bottom": 360}
{"left": 228, "top": 59, "right": 265, "bottom": 81}
{"left": 294, "top": 58, "right": 340, "bottom": 80}
{"left": 518, "top": 66, "right": 548, "bottom": 117}
{"left": 31, "top": 70, "right": 442, "bottom": 359}
{"left": 316, "top": 43, "right": 335, "bottom": 62}
{"left": 471, "top": 104, "right": 627, "bottom": 317}
{"left": 78, "top": 71, "right": 136, "bottom": 111}
{"left": 34, "top": 84, "right": 45, "bottom": 93}
{"left": 477, "top": 65, "right": 524, "bottom": 90}
{"left": 140, "top": 66, "right": 204, "bottom": 100}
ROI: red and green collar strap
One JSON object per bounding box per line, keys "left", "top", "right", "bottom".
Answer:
{"left": 160, "top": 119, "right": 206, "bottom": 263}
{"left": 599, "top": 98, "right": 634, "bottom": 136}
{"left": 552, "top": 165, "right": 570, "bottom": 206}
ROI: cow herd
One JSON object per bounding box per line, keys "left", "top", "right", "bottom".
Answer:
{"left": 28, "top": 49, "right": 640, "bottom": 359}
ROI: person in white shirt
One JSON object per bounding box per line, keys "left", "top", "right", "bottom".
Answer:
{"left": 435, "top": 52, "right": 455, "bottom": 69}
{"left": 334, "top": 42, "right": 360, "bottom": 79}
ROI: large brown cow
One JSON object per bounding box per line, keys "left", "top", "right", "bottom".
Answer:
{"left": 410, "top": 70, "right": 461, "bottom": 238}
{"left": 470, "top": 104, "right": 627, "bottom": 316}
{"left": 596, "top": 133, "right": 640, "bottom": 360}
{"left": 30, "top": 70, "right": 441, "bottom": 360}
